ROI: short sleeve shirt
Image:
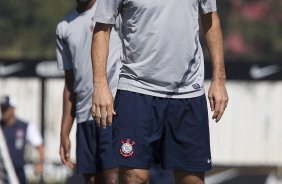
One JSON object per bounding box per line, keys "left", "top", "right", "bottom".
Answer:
{"left": 56, "top": 4, "right": 122, "bottom": 123}
{"left": 94, "top": 0, "right": 217, "bottom": 98}
{"left": 26, "top": 123, "right": 43, "bottom": 147}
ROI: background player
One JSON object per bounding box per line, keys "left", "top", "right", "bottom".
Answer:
{"left": 56, "top": 0, "right": 122, "bottom": 183}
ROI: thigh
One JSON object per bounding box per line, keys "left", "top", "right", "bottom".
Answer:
{"left": 120, "top": 167, "right": 150, "bottom": 184}
{"left": 83, "top": 169, "right": 119, "bottom": 184}
{"left": 83, "top": 173, "right": 96, "bottom": 184}
{"left": 113, "top": 90, "right": 166, "bottom": 169}
{"left": 150, "top": 164, "right": 174, "bottom": 184}
{"left": 174, "top": 171, "right": 204, "bottom": 184}
{"left": 162, "top": 94, "right": 212, "bottom": 172}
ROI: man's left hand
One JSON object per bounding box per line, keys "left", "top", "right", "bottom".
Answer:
{"left": 208, "top": 79, "right": 228, "bottom": 122}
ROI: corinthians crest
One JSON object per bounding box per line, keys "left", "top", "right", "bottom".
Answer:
{"left": 120, "top": 138, "right": 135, "bottom": 157}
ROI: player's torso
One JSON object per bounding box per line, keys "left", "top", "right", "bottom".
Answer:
{"left": 64, "top": 10, "right": 95, "bottom": 70}
{"left": 121, "top": 0, "right": 202, "bottom": 81}
{"left": 118, "top": 0, "right": 204, "bottom": 96}
{"left": 61, "top": 6, "right": 122, "bottom": 122}
{"left": 121, "top": 0, "right": 199, "bottom": 20}
{"left": 120, "top": 0, "right": 201, "bottom": 64}
{"left": 61, "top": 7, "right": 96, "bottom": 122}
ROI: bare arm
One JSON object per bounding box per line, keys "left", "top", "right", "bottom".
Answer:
{"left": 201, "top": 12, "right": 228, "bottom": 122}
{"left": 91, "top": 23, "right": 115, "bottom": 128}
{"left": 59, "top": 70, "right": 75, "bottom": 168}
{"left": 34, "top": 144, "right": 45, "bottom": 175}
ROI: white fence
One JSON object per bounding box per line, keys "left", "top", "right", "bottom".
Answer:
{"left": 1, "top": 78, "right": 282, "bottom": 166}
{"left": 208, "top": 81, "right": 282, "bottom": 166}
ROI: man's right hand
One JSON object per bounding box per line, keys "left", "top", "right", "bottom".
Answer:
{"left": 59, "top": 136, "right": 75, "bottom": 169}
{"left": 92, "top": 83, "right": 116, "bottom": 128}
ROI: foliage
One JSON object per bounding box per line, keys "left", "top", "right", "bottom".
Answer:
{"left": 0, "top": 1, "right": 75, "bottom": 59}
{"left": 0, "top": 0, "right": 281, "bottom": 61}
{"left": 218, "top": 0, "right": 282, "bottom": 61}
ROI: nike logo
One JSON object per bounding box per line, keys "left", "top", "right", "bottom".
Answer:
{"left": 207, "top": 158, "right": 212, "bottom": 164}
{"left": 249, "top": 65, "right": 281, "bottom": 79}
{"left": 0, "top": 63, "right": 25, "bottom": 76}
{"left": 36, "top": 60, "right": 64, "bottom": 77}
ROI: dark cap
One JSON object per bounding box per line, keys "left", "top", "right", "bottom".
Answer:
{"left": 0, "top": 95, "right": 16, "bottom": 111}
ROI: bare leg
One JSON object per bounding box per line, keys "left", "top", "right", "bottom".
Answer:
{"left": 83, "top": 174, "right": 96, "bottom": 184}
{"left": 174, "top": 171, "right": 205, "bottom": 184}
{"left": 103, "top": 168, "right": 119, "bottom": 184}
{"left": 120, "top": 167, "right": 150, "bottom": 184}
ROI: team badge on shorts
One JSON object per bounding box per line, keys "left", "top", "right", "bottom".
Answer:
{"left": 120, "top": 138, "right": 135, "bottom": 157}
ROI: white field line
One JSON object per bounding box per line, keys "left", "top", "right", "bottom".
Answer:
{"left": 206, "top": 169, "right": 240, "bottom": 184}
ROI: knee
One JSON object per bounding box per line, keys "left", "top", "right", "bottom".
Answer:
{"left": 122, "top": 169, "right": 149, "bottom": 184}
{"left": 83, "top": 174, "right": 95, "bottom": 184}
{"left": 105, "top": 178, "right": 119, "bottom": 184}
{"left": 104, "top": 170, "right": 119, "bottom": 184}
{"left": 174, "top": 171, "right": 205, "bottom": 184}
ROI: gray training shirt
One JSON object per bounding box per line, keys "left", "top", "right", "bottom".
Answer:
{"left": 56, "top": 3, "right": 122, "bottom": 123}
{"left": 94, "top": 0, "right": 217, "bottom": 98}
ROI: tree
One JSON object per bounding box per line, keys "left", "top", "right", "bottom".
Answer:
{"left": 0, "top": 1, "right": 75, "bottom": 59}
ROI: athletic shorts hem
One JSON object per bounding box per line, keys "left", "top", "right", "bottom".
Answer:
{"left": 76, "top": 167, "right": 96, "bottom": 174}
{"left": 118, "top": 161, "right": 151, "bottom": 170}
{"left": 76, "top": 165, "right": 118, "bottom": 174}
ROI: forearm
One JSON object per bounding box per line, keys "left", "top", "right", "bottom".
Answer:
{"left": 202, "top": 12, "right": 226, "bottom": 81}
{"left": 36, "top": 144, "right": 45, "bottom": 163}
{"left": 91, "top": 23, "right": 112, "bottom": 87}
{"left": 61, "top": 73, "right": 75, "bottom": 137}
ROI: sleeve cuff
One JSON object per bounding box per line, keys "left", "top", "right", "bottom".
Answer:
{"left": 201, "top": 7, "right": 217, "bottom": 14}
{"left": 94, "top": 16, "right": 117, "bottom": 25}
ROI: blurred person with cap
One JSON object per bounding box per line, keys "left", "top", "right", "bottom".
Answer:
{"left": 0, "top": 95, "right": 45, "bottom": 184}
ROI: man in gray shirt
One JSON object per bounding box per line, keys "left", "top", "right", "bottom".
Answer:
{"left": 91, "top": 0, "right": 228, "bottom": 183}
{"left": 56, "top": 0, "right": 122, "bottom": 183}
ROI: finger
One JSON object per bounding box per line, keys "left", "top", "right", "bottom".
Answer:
{"left": 112, "top": 101, "right": 116, "bottom": 116}
{"left": 64, "top": 149, "right": 75, "bottom": 169}
{"left": 215, "top": 105, "right": 224, "bottom": 122}
{"left": 225, "top": 96, "right": 229, "bottom": 109}
{"left": 101, "top": 105, "right": 107, "bottom": 129}
{"left": 91, "top": 104, "right": 95, "bottom": 118}
{"left": 216, "top": 98, "right": 228, "bottom": 122}
{"left": 94, "top": 104, "right": 101, "bottom": 126}
{"left": 66, "top": 159, "right": 75, "bottom": 169}
{"left": 107, "top": 105, "right": 113, "bottom": 126}
{"left": 212, "top": 100, "right": 221, "bottom": 121}
{"left": 64, "top": 146, "right": 70, "bottom": 159}
{"left": 208, "top": 96, "right": 215, "bottom": 111}
{"left": 59, "top": 146, "right": 67, "bottom": 165}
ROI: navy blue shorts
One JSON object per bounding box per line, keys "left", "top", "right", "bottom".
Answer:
{"left": 76, "top": 120, "right": 117, "bottom": 174}
{"left": 15, "top": 167, "right": 26, "bottom": 184}
{"left": 113, "top": 90, "right": 212, "bottom": 172}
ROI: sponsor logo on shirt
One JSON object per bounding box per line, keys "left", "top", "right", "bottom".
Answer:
{"left": 192, "top": 83, "right": 201, "bottom": 89}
